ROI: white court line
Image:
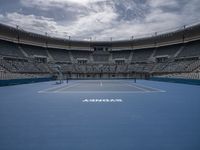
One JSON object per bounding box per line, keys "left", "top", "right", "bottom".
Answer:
{"left": 126, "top": 84, "right": 149, "bottom": 92}
{"left": 53, "top": 83, "right": 81, "bottom": 93}
{"left": 38, "top": 84, "right": 69, "bottom": 93}
{"left": 38, "top": 81, "right": 79, "bottom": 93}
{"left": 132, "top": 83, "right": 166, "bottom": 92}
{"left": 38, "top": 80, "right": 166, "bottom": 94}
{"left": 38, "top": 90, "right": 165, "bottom": 94}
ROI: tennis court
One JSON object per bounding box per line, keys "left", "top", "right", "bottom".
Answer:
{"left": 0, "top": 79, "right": 200, "bottom": 150}
{"left": 38, "top": 80, "right": 165, "bottom": 93}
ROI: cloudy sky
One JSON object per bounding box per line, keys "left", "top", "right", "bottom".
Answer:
{"left": 0, "top": 0, "right": 200, "bottom": 40}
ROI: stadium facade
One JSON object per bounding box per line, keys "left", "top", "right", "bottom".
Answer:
{"left": 0, "top": 23, "right": 200, "bottom": 82}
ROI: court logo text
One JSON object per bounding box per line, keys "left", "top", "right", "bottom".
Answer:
{"left": 82, "top": 99, "right": 123, "bottom": 103}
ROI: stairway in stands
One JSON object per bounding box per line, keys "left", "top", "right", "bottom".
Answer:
{"left": 46, "top": 49, "right": 54, "bottom": 61}
{"left": 174, "top": 45, "right": 185, "bottom": 57}
{"left": 18, "top": 45, "right": 28, "bottom": 57}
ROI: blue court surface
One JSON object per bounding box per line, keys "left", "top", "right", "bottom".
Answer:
{"left": 0, "top": 80, "right": 200, "bottom": 150}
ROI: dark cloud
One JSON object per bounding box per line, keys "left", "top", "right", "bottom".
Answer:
{"left": 0, "top": 0, "right": 200, "bottom": 40}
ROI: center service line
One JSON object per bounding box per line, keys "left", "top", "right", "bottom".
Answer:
{"left": 100, "top": 81, "right": 103, "bottom": 87}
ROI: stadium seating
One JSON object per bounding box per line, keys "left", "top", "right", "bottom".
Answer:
{"left": 1, "top": 39, "right": 200, "bottom": 78}
{"left": 71, "top": 51, "right": 91, "bottom": 59}
{"left": 0, "top": 22, "right": 200, "bottom": 80}
{"left": 0, "top": 40, "right": 24, "bottom": 57}
{"left": 48, "top": 48, "right": 71, "bottom": 62}
{"left": 21, "top": 44, "right": 48, "bottom": 57}
{"left": 154, "top": 44, "right": 181, "bottom": 58}
{"left": 131, "top": 49, "right": 154, "bottom": 63}
{"left": 111, "top": 51, "right": 131, "bottom": 59}
{"left": 156, "top": 72, "right": 200, "bottom": 80}
{"left": 178, "top": 40, "right": 200, "bottom": 58}
{"left": 93, "top": 51, "right": 110, "bottom": 62}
